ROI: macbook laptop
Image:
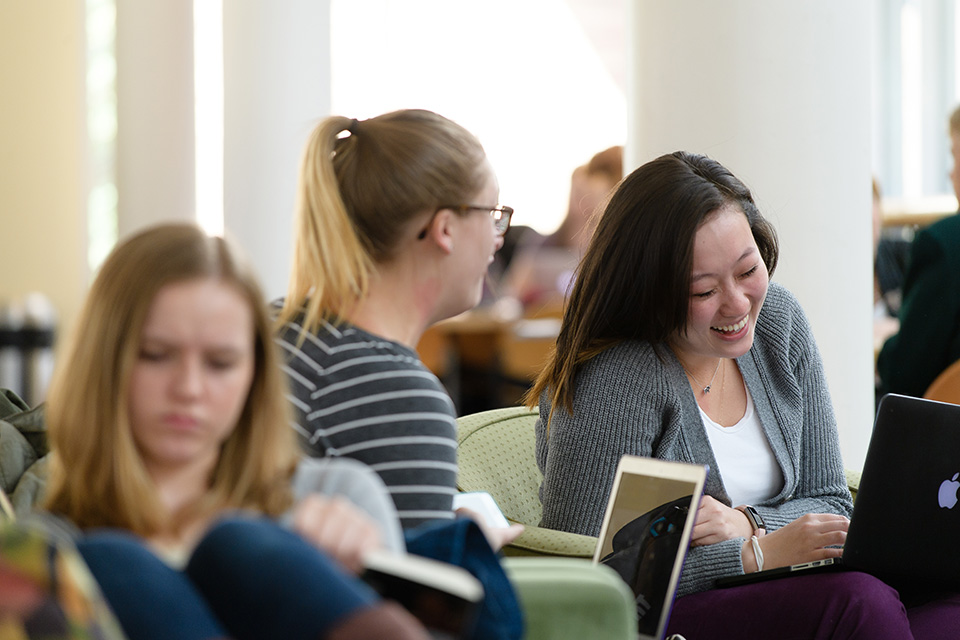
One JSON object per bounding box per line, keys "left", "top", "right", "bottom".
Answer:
{"left": 593, "top": 455, "right": 708, "bottom": 640}
{"left": 719, "top": 393, "right": 960, "bottom": 589}
{"left": 842, "top": 393, "right": 960, "bottom": 587}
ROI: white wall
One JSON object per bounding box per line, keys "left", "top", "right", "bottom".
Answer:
{"left": 222, "top": 0, "right": 332, "bottom": 301}
{"left": 329, "top": 0, "right": 628, "bottom": 235}
{"left": 112, "top": 1, "right": 332, "bottom": 301}
{"left": 115, "top": 0, "right": 196, "bottom": 237}
{"left": 0, "top": 1, "right": 86, "bottom": 351}
{"left": 629, "top": 1, "right": 874, "bottom": 469}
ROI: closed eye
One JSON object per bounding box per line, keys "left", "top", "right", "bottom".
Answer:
{"left": 206, "top": 357, "right": 240, "bottom": 371}
{"left": 206, "top": 349, "right": 246, "bottom": 371}
{"left": 138, "top": 348, "right": 169, "bottom": 362}
{"left": 738, "top": 264, "right": 759, "bottom": 279}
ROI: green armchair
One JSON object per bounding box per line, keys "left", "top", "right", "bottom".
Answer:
{"left": 457, "top": 406, "right": 597, "bottom": 558}
{"left": 457, "top": 407, "right": 639, "bottom": 638}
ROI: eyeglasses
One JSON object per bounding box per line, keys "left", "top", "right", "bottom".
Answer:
{"left": 451, "top": 205, "right": 513, "bottom": 237}
{"left": 418, "top": 204, "right": 514, "bottom": 240}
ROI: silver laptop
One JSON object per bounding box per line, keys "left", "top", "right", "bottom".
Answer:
{"left": 593, "top": 455, "right": 708, "bottom": 640}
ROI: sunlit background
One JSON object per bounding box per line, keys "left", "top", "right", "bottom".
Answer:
{"left": 329, "top": 0, "right": 627, "bottom": 235}
{"left": 6, "top": 0, "right": 955, "bottom": 466}
{"left": 79, "top": 0, "right": 960, "bottom": 272}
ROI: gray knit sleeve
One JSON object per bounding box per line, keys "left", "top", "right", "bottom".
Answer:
{"left": 534, "top": 343, "right": 741, "bottom": 594}
{"left": 745, "top": 283, "right": 854, "bottom": 530}
{"left": 536, "top": 342, "right": 668, "bottom": 537}
{"left": 283, "top": 457, "right": 405, "bottom": 553}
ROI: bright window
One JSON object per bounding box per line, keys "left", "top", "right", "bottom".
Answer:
{"left": 330, "top": 0, "right": 628, "bottom": 234}
{"left": 194, "top": 0, "right": 224, "bottom": 236}
{"left": 873, "top": 0, "right": 959, "bottom": 205}
{"left": 86, "top": 0, "right": 118, "bottom": 272}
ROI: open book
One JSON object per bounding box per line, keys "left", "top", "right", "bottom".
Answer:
{"left": 452, "top": 491, "right": 510, "bottom": 529}
{"left": 362, "top": 549, "right": 483, "bottom": 639}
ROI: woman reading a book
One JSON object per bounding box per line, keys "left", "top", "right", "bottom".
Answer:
{"left": 529, "top": 151, "right": 960, "bottom": 639}
{"left": 42, "top": 223, "right": 429, "bottom": 640}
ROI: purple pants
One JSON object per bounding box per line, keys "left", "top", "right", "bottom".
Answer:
{"left": 666, "top": 571, "right": 960, "bottom": 640}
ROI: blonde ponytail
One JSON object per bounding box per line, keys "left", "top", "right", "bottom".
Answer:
{"left": 279, "top": 117, "right": 373, "bottom": 333}
{"left": 279, "top": 109, "right": 487, "bottom": 334}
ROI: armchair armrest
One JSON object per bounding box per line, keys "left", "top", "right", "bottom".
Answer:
{"left": 503, "top": 522, "right": 598, "bottom": 558}
{"left": 846, "top": 468, "right": 861, "bottom": 503}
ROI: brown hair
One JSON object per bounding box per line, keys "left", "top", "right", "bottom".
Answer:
{"left": 527, "top": 151, "right": 778, "bottom": 423}
{"left": 553, "top": 146, "right": 624, "bottom": 247}
{"left": 278, "top": 109, "right": 488, "bottom": 334}
{"left": 950, "top": 104, "right": 960, "bottom": 137}
{"left": 585, "top": 145, "right": 624, "bottom": 186}
{"left": 44, "top": 223, "right": 298, "bottom": 535}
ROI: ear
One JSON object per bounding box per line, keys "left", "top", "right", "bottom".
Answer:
{"left": 421, "top": 208, "right": 456, "bottom": 255}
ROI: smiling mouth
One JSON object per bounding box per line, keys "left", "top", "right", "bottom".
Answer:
{"left": 711, "top": 316, "right": 748, "bottom": 334}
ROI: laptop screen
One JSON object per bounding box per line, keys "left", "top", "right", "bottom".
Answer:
{"left": 593, "top": 456, "right": 707, "bottom": 640}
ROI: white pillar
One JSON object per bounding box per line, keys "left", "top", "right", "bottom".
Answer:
{"left": 629, "top": 1, "right": 874, "bottom": 469}
{"left": 115, "top": 0, "right": 196, "bottom": 237}
{"left": 222, "top": 0, "right": 332, "bottom": 300}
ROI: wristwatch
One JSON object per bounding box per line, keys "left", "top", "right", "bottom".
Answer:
{"left": 742, "top": 505, "right": 766, "bottom": 534}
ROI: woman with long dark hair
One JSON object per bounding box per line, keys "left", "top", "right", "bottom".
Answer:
{"left": 530, "top": 151, "right": 960, "bottom": 639}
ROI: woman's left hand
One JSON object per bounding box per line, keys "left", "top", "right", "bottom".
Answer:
{"left": 291, "top": 494, "right": 383, "bottom": 574}
{"left": 690, "top": 495, "right": 753, "bottom": 546}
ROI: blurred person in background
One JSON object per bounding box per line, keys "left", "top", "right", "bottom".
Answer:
{"left": 878, "top": 106, "right": 960, "bottom": 398}
{"left": 501, "top": 146, "right": 623, "bottom": 312}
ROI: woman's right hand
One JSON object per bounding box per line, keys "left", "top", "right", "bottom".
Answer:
{"left": 291, "top": 494, "right": 383, "bottom": 574}
{"left": 742, "top": 513, "right": 848, "bottom": 573}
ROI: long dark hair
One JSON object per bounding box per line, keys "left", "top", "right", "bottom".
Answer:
{"left": 526, "top": 151, "right": 779, "bottom": 421}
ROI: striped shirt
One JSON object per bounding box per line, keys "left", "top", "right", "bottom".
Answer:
{"left": 275, "top": 309, "right": 458, "bottom": 530}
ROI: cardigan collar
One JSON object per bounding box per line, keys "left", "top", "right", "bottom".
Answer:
{"left": 662, "top": 345, "right": 795, "bottom": 506}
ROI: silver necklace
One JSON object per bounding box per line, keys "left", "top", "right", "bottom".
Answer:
{"left": 683, "top": 358, "right": 723, "bottom": 394}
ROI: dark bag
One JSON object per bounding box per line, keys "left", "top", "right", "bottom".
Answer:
{"left": 600, "top": 495, "right": 690, "bottom": 636}
{"left": 405, "top": 518, "right": 524, "bottom": 640}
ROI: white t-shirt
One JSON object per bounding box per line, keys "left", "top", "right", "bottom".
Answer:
{"left": 699, "top": 387, "right": 784, "bottom": 507}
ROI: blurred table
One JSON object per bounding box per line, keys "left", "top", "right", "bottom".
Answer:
{"left": 417, "top": 305, "right": 561, "bottom": 415}
{"left": 881, "top": 195, "right": 955, "bottom": 229}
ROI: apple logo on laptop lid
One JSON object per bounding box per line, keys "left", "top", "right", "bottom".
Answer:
{"left": 938, "top": 472, "right": 960, "bottom": 509}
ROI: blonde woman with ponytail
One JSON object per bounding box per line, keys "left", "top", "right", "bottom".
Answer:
{"left": 275, "top": 110, "right": 520, "bottom": 544}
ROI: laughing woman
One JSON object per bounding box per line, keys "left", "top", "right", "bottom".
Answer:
{"left": 529, "top": 151, "right": 960, "bottom": 639}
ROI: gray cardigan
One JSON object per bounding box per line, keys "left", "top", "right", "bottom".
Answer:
{"left": 535, "top": 282, "right": 853, "bottom": 596}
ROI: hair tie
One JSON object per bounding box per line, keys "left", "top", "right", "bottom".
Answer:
{"left": 347, "top": 118, "right": 359, "bottom": 135}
